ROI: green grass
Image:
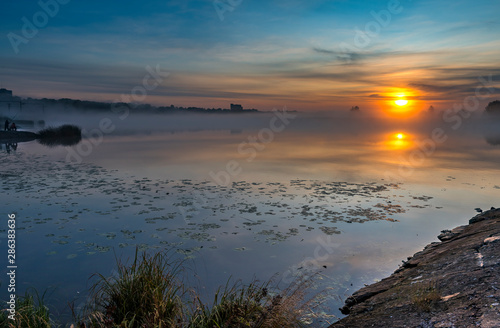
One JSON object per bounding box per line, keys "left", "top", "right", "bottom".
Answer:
{"left": 188, "top": 275, "right": 316, "bottom": 328}
{"left": 76, "top": 250, "right": 321, "bottom": 327}
{"left": 79, "top": 250, "right": 187, "bottom": 327}
{"left": 1, "top": 250, "right": 323, "bottom": 328}
{"left": 0, "top": 289, "right": 52, "bottom": 328}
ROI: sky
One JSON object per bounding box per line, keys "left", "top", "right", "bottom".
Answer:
{"left": 0, "top": 0, "right": 499, "bottom": 113}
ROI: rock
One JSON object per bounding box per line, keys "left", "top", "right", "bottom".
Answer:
{"left": 329, "top": 207, "right": 500, "bottom": 328}
{"left": 437, "top": 225, "right": 467, "bottom": 241}
{"left": 437, "top": 229, "right": 453, "bottom": 241}
{"left": 469, "top": 208, "right": 500, "bottom": 224}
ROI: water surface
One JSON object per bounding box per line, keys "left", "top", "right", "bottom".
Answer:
{"left": 1, "top": 111, "right": 499, "bottom": 325}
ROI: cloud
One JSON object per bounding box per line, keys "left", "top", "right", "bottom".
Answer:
{"left": 311, "top": 47, "right": 458, "bottom": 66}
{"left": 408, "top": 66, "right": 500, "bottom": 97}
{"left": 408, "top": 83, "right": 470, "bottom": 94}
{"left": 311, "top": 47, "right": 404, "bottom": 63}
{"left": 312, "top": 47, "right": 364, "bottom": 62}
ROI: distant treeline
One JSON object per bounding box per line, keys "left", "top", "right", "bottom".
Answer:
{"left": 19, "top": 97, "right": 260, "bottom": 114}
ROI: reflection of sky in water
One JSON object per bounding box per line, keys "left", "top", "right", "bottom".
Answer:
{"left": 2, "top": 114, "right": 500, "bottom": 325}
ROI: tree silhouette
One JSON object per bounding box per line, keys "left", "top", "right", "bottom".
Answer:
{"left": 485, "top": 136, "right": 500, "bottom": 146}
{"left": 485, "top": 100, "right": 500, "bottom": 115}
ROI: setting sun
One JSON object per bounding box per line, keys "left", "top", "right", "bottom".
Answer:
{"left": 396, "top": 133, "right": 404, "bottom": 139}
{"left": 380, "top": 89, "right": 420, "bottom": 117}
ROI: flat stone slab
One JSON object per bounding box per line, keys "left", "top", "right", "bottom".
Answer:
{"left": 329, "top": 208, "right": 500, "bottom": 328}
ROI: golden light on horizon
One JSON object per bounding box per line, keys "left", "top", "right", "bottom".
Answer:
{"left": 396, "top": 133, "right": 404, "bottom": 139}
{"left": 395, "top": 99, "right": 408, "bottom": 106}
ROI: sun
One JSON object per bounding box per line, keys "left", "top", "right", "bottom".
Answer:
{"left": 395, "top": 99, "right": 408, "bottom": 106}
{"left": 382, "top": 90, "right": 419, "bottom": 117}
{"left": 396, "top": 133, "right": 404, "bottom": 139}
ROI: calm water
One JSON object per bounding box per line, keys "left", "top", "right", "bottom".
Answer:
{"left": 1, "top": 110, "right": 500, "bottom": 326}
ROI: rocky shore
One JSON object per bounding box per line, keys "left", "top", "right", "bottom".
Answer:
{"left": 329, "top": 208, "right": 500, "bottom": 328}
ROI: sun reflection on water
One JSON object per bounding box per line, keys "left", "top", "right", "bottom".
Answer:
{"left": 384, "top": 132, "right": 412, "bottom": 150}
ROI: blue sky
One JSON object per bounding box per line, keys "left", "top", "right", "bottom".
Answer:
{"left": 1, "top": 0, "right": 499, "bottom": 112}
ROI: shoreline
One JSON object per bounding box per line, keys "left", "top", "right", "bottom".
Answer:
{"left": 329, "top": 208, "right": 500, "bottom": 327}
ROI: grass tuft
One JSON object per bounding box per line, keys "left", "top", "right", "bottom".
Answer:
{"left": 188, "top": 274, "right": 319, "bottom": 328}
{"left": 0, "top": 288, "right": 52, "bottom": 328}
{"left": 79, "top": 249, "right": 187, "bottom": 328}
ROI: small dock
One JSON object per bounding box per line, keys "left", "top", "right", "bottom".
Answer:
{"left": 0, "top": 131, "right": 39, "bottom": 143}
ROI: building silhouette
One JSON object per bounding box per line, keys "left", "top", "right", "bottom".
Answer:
{"left": 230, "top": 103, "right": 243, "bottom": 111}
{"left": 0, "top": 88, "right": 13, "bottom": 101}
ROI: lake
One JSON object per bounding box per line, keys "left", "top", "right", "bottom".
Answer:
{"left": 1, "top": 109, "right": 500, "bottom": 326}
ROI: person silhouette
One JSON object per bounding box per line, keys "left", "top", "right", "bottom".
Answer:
{"left": 4, "top": 119, "right": 8, "bottom": 131}
{"left": 9, "top": 122, "right": 16, "bottom": 131}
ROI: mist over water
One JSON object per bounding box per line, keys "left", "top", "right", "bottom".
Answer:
{"left": 32, "top": 106, "right": 500, "bottom": 183}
